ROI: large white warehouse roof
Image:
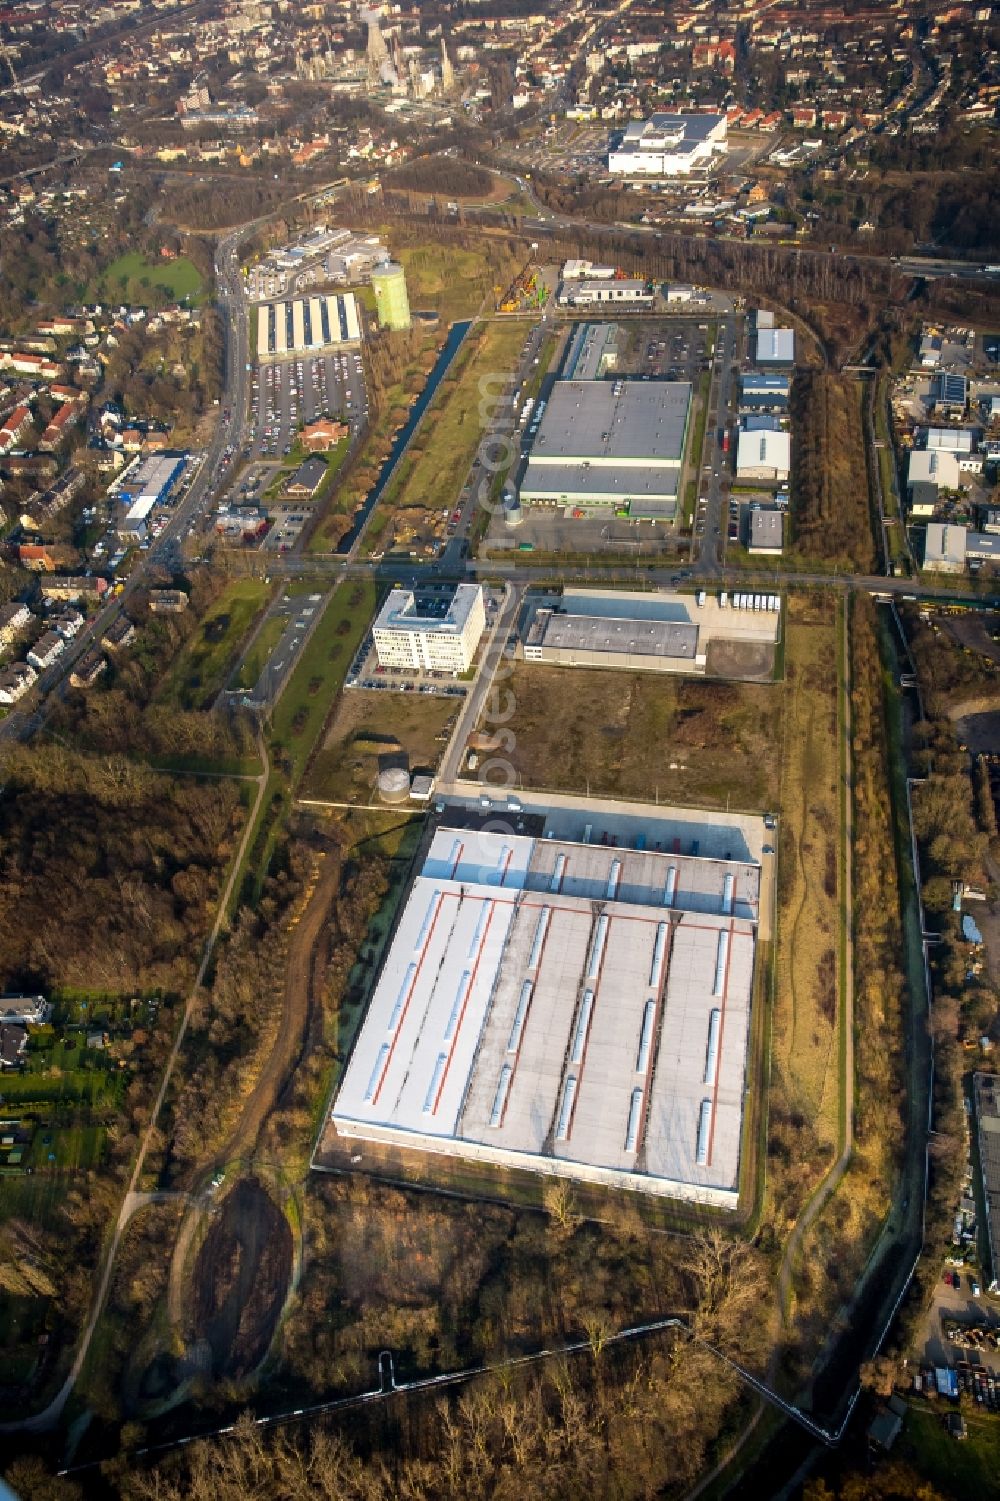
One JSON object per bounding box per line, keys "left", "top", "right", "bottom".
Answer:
{"left": 332, "top": 827, "right": 760, "bottom": 1207}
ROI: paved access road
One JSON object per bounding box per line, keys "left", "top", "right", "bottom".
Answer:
{"left": 0, "top": 224, "right": 253, "bottom": 744}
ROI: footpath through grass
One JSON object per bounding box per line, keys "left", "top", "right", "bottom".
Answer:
{"left": 769, "top": 594, "right": 843, "bottom": 1200}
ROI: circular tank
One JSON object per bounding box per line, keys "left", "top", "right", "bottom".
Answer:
{"left": 503, "top": 497, "right": 523, "bottom": 528}
{"left": 377, "top": 767, "right": 411, "bottom": 803}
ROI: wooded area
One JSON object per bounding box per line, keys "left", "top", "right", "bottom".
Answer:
{"left": 790, "top": 373, "right": 875, "bottom": 570}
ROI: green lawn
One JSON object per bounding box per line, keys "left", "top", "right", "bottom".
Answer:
{"left": 370, "top": 319, "right": 526, "bottom": 532}
{"left": 900, "top": 1403, "right": 1000, "bottom": 1500}
{"left": 270, "top": 579, "right": 378, "bottom": 787}
{"left": 395, "top": 241, "right": 496, "bottom": 323}
{"left": 156, "top": 579, "right": 274, "bottom": 710}
{"left": 97, "top": 251, "right": 205, "bottom": 306}
{"left": 234, "top": 612, "right": 288, "bottom": 691}
{"left": 0, "top": 1070, "right": 120, "bottom": 1107}
{"left": 28, "top": 1123, "right": 106, "bottom": 1172}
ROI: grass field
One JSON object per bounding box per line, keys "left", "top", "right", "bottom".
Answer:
{"left": 234, "top": 581, "right": 379, "bottom": 906}
{"left": 486, "top": 664, "right": 783, "bottom": 810}
{"left": 302, "top": 690, "right": 458, "bottom": 804}
{"left": 378, "top": 320, "right": 527, "bottom": 519}
{"left": 271, "top": 580, "right": 378, "bottom": 788}
{"left": 157, "top": 580, "right": 274, "bottom": 710}
{"left": 899, "top": 1404, "right": 1000, "bottom": 1500}
{"left": 770, "top": 595, "right": 842, "bottom": 1204}
{"left": 233, "top": 612, "right": 287, "bottom": 691}
{"left": 395, "top": 241, "right": 496, "bottom": 323}
{"left": 97, "top": 252, "right": 204, "bottom": 306}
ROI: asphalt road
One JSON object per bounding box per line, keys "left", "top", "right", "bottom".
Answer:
{"left": 0, "top": 223, "right": 253, "bottom": 743}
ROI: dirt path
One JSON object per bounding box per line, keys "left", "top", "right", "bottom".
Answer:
{"left": 165, "top": 841, "right": 341, "bottom": 1335}
{"left": 686, "top": 603, "right": 857, "bottom": 1500}
{"left": 777, "top": 600, "right": 855, "bottom": 1327}
{"left": 5, "top": 732, "right": 271, "bottom": 1434}
{"left": 220, "top": 841, "right": 341, "bottom": 1168}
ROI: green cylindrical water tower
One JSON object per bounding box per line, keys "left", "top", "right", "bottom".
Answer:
{"left": 371, "top": 262, "right": 411, "bottom": 331}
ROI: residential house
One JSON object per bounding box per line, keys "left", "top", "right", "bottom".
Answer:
{"left": 102, "top": 614, "right": 137, "bottom": 650}
{"left": 39, "top": 576, "right": 108, "bottom": 602}
{"left": 0, "top": 996, "right": 50, "bottom": 1025}
{"left": 0, "top": 1024, "right": 27, "bottom": 1068}
{"left": 0, "top": 662, "right": 37, "bottom": 703}
{"left": 0, "top": 602, "right": 32, "bottom": 649}
{"left": 52, "top": 608, "right": 85, "bottom": 640}
{"left": 70, "top": 649, "right": 107, "bottom": 688}
{"left": 0, "top": 404, "right": 34, "bottom": 454}
{"left": 148, "top": 589, "right": 189, "bottom": 614}
{"left": 27, "top": 630, "right": 66, "bottom": 670}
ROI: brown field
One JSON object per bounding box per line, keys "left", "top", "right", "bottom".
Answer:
{"left": 488, "top": 665, "right": 783, "bottom": 811}
{"left": 303, "top": 690, "right": 459, "bottom": 804}
{"left": 791, "top": 372, "right": 875, "bottom": 571}
{"left": 768, "top": 593, "right": 843, "bottom": 1224}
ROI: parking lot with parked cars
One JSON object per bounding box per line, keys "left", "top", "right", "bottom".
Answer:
{"left": 249, "top": 348, "right": 367, "bottom": 462}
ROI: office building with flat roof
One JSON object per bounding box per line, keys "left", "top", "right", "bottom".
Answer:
{"left": 332, "top": 824, "right": 761, "bottom": 1207}
{"left": 740, "top": 373, "right": 790, "bottom": 412}
{"left": 749, "top": 509, "right": 784, "bottom": 554}
{"left": 373, "top": 583, "right": 485, "bottom": 674}
{"left": 519, "top": 379, "right": 692, "bottom": 518}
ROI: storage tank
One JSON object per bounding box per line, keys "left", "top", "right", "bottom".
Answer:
{"left": 371, "top": 262, "right": 411, "bottom": 331}
{"left": 503, "top": 495, "right": 523, "bottom": 527}
{"left": 377, "top": 767, "right": 411, "bottom": 803}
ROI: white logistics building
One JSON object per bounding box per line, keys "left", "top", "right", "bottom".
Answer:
{"left": 736, "top": 428, "right": 791, "bottom": 483}
{"left": 332, "top": 824, "right": 762, "bottom": 1208}
{"left": 609, "top": 113, "right": 728, "bottom": 177}
{"left": 372, "top": 584, "right": 486, "bottom": 675}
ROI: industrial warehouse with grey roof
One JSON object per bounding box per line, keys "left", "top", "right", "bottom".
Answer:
{"left": 331, "top": 821, "right": 762, "bottom": 1207}
{"left": 519, "top": 379, "right": 691, "bottom": 515}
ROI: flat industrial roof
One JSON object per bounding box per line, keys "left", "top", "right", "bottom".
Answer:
{"left": 750, "top": 510, "right": 784, "bottom": 549}
{"left": 333, "top": 828, "right": 759, "bottom": 1205}
{"left": 520, "top": 460, "right": 680, "bottom": 502}
{"left": 756, "top": 328, "right": 794, "bottom": 363}
{"left": 526, "top": 610, "right": 699, "bottom": 660}
{"left": 528, "top": 380, "right": 691, "bottom": 467}
{"left": 737, "top": 429, "right": 791, "bottom": 471}
{"left": 621, "top": 112, "right": 726, "bottom": 147}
